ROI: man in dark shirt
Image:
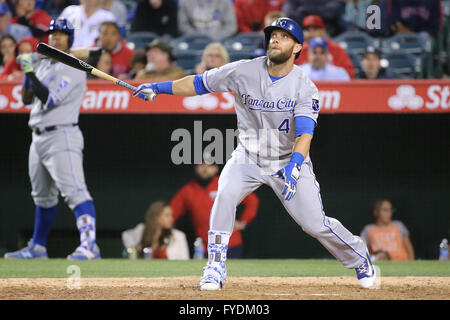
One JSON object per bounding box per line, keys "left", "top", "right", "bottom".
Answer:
{"left": 131, "top": 0, "right": 178, "bottom": 37}
{"left": 358, "top": 46, "right": 400, "bottom": 79}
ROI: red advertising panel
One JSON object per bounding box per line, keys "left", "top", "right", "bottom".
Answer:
{"left": 0, "top": 80, "right": 448, "bottom": 114}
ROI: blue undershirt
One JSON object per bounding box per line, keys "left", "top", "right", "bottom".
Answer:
{"left": 268, "top": 73, "right": 287, "bottom": 82}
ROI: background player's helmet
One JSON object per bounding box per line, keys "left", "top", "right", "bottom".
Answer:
{"left": 47, "top": 18, "right": 75, "bottom": 48}
{"left": 264, "top": 17, "right": 304, "bottom": 59}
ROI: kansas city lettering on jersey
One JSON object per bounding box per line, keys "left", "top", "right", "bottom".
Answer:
{"left": 241, "top": 94, "right": 297, "bottom": 111}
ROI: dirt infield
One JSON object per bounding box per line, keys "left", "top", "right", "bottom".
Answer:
{"left": 1, "top": 276, "right": 449, "bottom": 300}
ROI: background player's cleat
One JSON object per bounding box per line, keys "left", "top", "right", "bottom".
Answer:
{"left": 3, "top": 241, "right": 48, "bottom": 259}
{"left": 67, "top": 241, "right": 101, "bottom": 260}
{"left": 355, "top": 253, "right": 376, "bottom": 288}
{"left": 199, "top": 264, "right": 226, "bottom": 291}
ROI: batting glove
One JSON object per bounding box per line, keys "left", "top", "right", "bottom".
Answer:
{"left": 133, "top": 83, "right": 158, "bottom": 101}
{"left": 272, "top": 152, "right": 304, "bottom": 201}
{"left": 16, "top": 54, "right": 34, "bottom": 74}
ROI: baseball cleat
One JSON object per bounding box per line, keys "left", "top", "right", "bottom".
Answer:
{"left": 355, "top": 253, "right": 376, "bottom": 288}
{"left": 199, "top": 265, "right": 226, "bottom": 291}
{"left": 67, "top": 241, "right": 101, "bottom": 260}
{"left": 4, "top": 241, "right": 48, "bottom": 259}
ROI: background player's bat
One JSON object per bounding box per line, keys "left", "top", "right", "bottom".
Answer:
{"left": 36, "top": 42, "right": 155, "bottom": 101}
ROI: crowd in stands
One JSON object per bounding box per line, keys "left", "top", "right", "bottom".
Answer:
{"left": 0, "top": 0, "right": 448, "bottom": 83}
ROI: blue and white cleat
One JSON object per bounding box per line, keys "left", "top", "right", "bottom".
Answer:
{"left": 199, "top": 264, "right": 227, "bottom": 291}
{"left": 355, "top": 253, "right": 376, "bottom": 288}
{"left": 67, "top": 241, "right": 101, "bottom": 260}
{"left": 4, "top": 241, "right": 48, "bottom": 259}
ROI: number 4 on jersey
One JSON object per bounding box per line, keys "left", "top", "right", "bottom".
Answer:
{"left": 278, "top": 119, "right": 290, "bottom": 133}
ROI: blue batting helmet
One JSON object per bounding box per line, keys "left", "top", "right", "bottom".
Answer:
{"left": 264, "top": 17, "right": 304, "bottom": 59}
{"left": 47, "top": 18, "right": 75, "bottom": 48}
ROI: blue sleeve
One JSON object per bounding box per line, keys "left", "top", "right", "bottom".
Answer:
{"left": 194, "top": 74, "right": 211, "bottom": 95}
{"left": 295, "top": 116, "right": 315, "bottom": 137}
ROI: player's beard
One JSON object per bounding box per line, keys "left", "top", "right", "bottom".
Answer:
{"left": 267, "top": 45, "right": 294, "bottom": 64}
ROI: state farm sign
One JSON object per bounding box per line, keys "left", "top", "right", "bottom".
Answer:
{"left": 0, "top": 80, "right": 449, "bottom": 114}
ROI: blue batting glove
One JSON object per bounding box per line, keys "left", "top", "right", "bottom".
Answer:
{"left": 133, "top": 83, "right": 158, "bottom": 100}
{"left": 272, "top": 152, "right": 304, "bottom": 201}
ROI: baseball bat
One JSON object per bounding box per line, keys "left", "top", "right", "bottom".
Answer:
{"left": 36, "top": 42, "right": 155, "bottom": 101}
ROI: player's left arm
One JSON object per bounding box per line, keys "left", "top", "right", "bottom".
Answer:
{"left": 273, "top": 116, "right": 315, "bottom": 201}
{"left": 17, "top": 54, "right": 51, "bottom": 107}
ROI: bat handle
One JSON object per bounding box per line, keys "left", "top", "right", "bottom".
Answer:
{"left": 116, "top": 79, "right": 155, "bottom": 101}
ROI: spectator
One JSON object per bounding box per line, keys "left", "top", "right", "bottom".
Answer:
{"left": 130, "top": 0, "right": 178, "bottom": 38}
{"left": 134, "top": 39, "right": 184, "bottom": 81}
{"left": 360, "top": 199, "right": 415, "bottom": 261}
{"left": 0, "top": 2, "right": 32, "bottom": 41}
{"left": 391, "top": 0, "right": 442, "bottom": 38}
{"left": 0, "top": 34, "right": 16, "bottom": 73}
{"left": 299, "top": 37, "right": 350, "bottom": 81}
{"left": 170, "top": 154, "right": 259, "bottom": 259}
{"left": 87, "top": 51, "right": 112, "bottom": 78}
{"left": 40, "top": 0, "right": 79, "bottom": 18}
{"left": 95, "top": 21, "right": 133, "bottom": 79}
{"left": 343, "top": 0, "right": 372, "bottom": 32}
{"left": 121, "top": 201, "right": 190, "bottom": 259}
{"left": 59, "top": 0, "right": 116, "bottom": 48}
{"left": 12, "top": 0, "right": 52, "bottom": 41}
{"left": 358, "top": 46, "right": 400, "bottom": 79}
{"left": 0, "top": 35, "right": 38, "bottom": 81}
{"left": 295, "top": 15, "right": 354, "bottom": 78}
{"left": 194, "top": 42, "right": 229, "bottom": 74}
{"left": 101, "top": 0, "right": 127, "bottom": 37}
{"left": 178, "top": 0, "right": 237, "bottom": 41}
{"left": 234, "top": 0, "right": 284, "bottom": 33}
{"left": 264, "top": 10, "right": 285, "bottom": 29}
{"left": 282, "top": 0, "right": 346, "bottom": 37}
{"left": 127, "top": 48, "right": 146, "bottom": 79}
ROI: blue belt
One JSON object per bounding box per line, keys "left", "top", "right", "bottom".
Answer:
{"left": 32, "top": 123, "right": 77, "bottom": 135}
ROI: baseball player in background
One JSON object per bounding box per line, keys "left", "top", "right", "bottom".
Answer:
{"left": 133, "top": 18, "right": 376, "bottom": 290}
{"left": 4, "top": 18, "right": 100, "bottom": 260}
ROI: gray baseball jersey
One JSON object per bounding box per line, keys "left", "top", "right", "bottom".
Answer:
{"left": 202, "top": 56, "right": 368, "bottom": 268}
{"left": 203, "top": 56, "right": 319, "bottom": 169}
{"left": 27, "top": 58, "right": 92, "bottom": 210}
{"left": 28, "top": 57, "right": 86, "bottom": 129}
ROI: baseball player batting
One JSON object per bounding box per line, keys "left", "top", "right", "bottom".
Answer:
{"left": 134, "top": 18, "right": 376, "bottom": 290}
{"left": 4, "top": 19, "right": 100, "bottom": 260}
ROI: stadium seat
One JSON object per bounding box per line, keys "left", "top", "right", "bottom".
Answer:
{"left": 348, "top": 53, "right": 363, "bottom": 77}
{"left": 380, "top": 33, "right": 431, "bottom": 55}
{"left": 228, "top": 50, "right": 253, "bottom": 62}
{"left": 383, "top": 53, "right": 419, "bottom": 78}
{"left": 333, "top": 31, "right": 377, "bottom": 55}
{"left": 170, "top": 34, "right": 213, "bottom": 52}
{"left": 380, "top": 33, "right": 432, "bottom": 78}
{"left": 126, "top": 31, "right": 159, "bottom": 49}
{"left": 174, "top": 50, "right": 202, "bottom": 74}
{"left": 223, "top": 33, "right": 265, "bottom": 53}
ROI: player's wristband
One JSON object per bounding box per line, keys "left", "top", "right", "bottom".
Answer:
{"left": 155, "top": 81, "right": 173, "bottom": 95}
{"left": 290, "top": 152, "right": 305, "bottom": 167}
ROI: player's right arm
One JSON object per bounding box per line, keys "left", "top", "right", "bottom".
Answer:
{"left": 133, "top": 60, "right": 244, "bottom": 99}
{"left": 133, "top": 74, "right": 208, "bottom": 98}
